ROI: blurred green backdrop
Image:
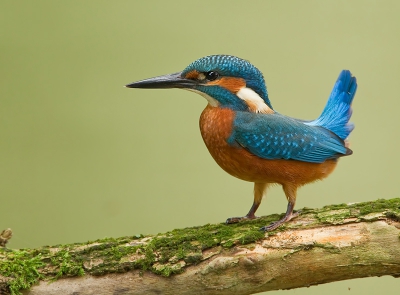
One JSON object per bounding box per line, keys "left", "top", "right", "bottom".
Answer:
{"left": 1, "top": 1, "right": 399, "bottom": 294}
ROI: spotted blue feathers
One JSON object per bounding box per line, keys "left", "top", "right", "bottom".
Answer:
{"left": 225, "top": 69, "right": 357, "bottom": 163}
{"left": 229, "top": 113, "right": 349, "bottom": 163}
{"left": 128, "top": 55, "right": 357, "bottom": 164}
{"left": 196, "top": 84, "right": 249, "bottom": 111}
{"left": 182, "top": 55, "right": 272, "bottom": 108}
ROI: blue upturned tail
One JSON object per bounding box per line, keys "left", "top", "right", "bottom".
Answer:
{"left": 306, "top": 70, "right": 357, "bottom": 140}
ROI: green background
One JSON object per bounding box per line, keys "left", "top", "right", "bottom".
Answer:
{"left": 1, "top": 1, "right": 399, "bottom": 294}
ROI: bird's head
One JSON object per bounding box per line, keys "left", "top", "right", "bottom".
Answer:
{"left": 126, "top": 55, "right": 274, "bottom": 114}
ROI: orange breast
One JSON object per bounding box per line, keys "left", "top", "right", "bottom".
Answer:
{"left": 199, "top": 106, "right": 337, "bottom": 186}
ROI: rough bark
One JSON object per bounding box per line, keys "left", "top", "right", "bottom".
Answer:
{"left": 1, "top": 198, "right": 400, "bottom": 295}
{"left": 0, "top": 229, "right": 12, "bottom": 248}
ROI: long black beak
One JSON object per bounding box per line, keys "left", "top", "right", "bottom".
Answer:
{"left": 125, "top": 72, "right": 198, "bottom": 89}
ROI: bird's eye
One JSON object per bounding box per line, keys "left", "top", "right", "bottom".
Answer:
{"left": 205, "top": 71, "right": 219, "bottom": 81}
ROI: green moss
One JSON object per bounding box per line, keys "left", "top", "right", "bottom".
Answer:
{"left": 316, "top": 198, "right": 400, "bottom": 225}
{"left": 322, "top": 203, "right": 349, "bottom": 210}
{"left": 316, "top": 208, "right": 351, "bottom": 224}
{"left": 1, "top": 198, "right": 399, "bottom": 294}
{"left": 385, "top": 211, "right": 400, "bottom": 222}
{"left": 50, "top": 247, "right": 85, "bottom": 279}
{"left": 0, "top": 250, "right": 45, "bottom": 295}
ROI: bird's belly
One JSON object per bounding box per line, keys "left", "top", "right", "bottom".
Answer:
{"left": 199, "top": 106, "right": 337, "bottom": 185}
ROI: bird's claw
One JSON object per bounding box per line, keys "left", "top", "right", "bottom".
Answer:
{"left": 259, "top": 222, "right": 280, "bottom": 232}
{"left": 259, "top": 210, "right": 302, "bottom": 231}
{"left": 292, "top": 210, "right": 302, "bottom": 218}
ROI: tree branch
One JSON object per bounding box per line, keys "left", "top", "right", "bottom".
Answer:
{"left": 0, "top": 229, "right": 12, "bottom": 248}
{"left": 1, "top": 198, "right": 400, "bottom": 295}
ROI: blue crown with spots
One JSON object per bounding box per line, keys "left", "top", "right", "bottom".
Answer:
{"left": 182, "top": 55, "right": 272, "bottom": 108}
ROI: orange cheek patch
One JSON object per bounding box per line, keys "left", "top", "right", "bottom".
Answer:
{"left": 185, "top": 70, "right": 199, "bottom": 79}
{"left": 208, "top": 77, "right": 246, "bottom": 93}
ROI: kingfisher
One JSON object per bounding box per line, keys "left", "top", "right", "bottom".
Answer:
{"left": 126, "top": 55, "right": 357, "bottom": 231}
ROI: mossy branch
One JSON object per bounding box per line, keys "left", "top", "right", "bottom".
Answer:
{"left": 1, "top": 198, "right": 400, "bottom": 295}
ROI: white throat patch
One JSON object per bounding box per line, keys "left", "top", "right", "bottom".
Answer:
{"left": 236, "top": 87, "right": 274, "bottom": 114}
{"left": 186, "top": 89, "right": 220, "bottom": 107}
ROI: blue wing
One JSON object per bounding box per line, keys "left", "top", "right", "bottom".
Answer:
{"left": 228, "top": 112, "right": 351, "bottom": 163}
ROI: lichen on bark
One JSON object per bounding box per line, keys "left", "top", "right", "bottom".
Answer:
{"left": 1, "top": 198, "right": 399, "bottom": 295}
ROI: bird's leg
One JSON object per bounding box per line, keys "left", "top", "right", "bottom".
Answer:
{"left": 226, "top": 183, "right": 268, "bottom": 224}
{"left": 260, "top": 183, "right": 300, "bottom": 231}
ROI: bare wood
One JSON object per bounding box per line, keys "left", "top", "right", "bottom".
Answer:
{"left": 1, "top": 199, "right": 399, "bottom": 295}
